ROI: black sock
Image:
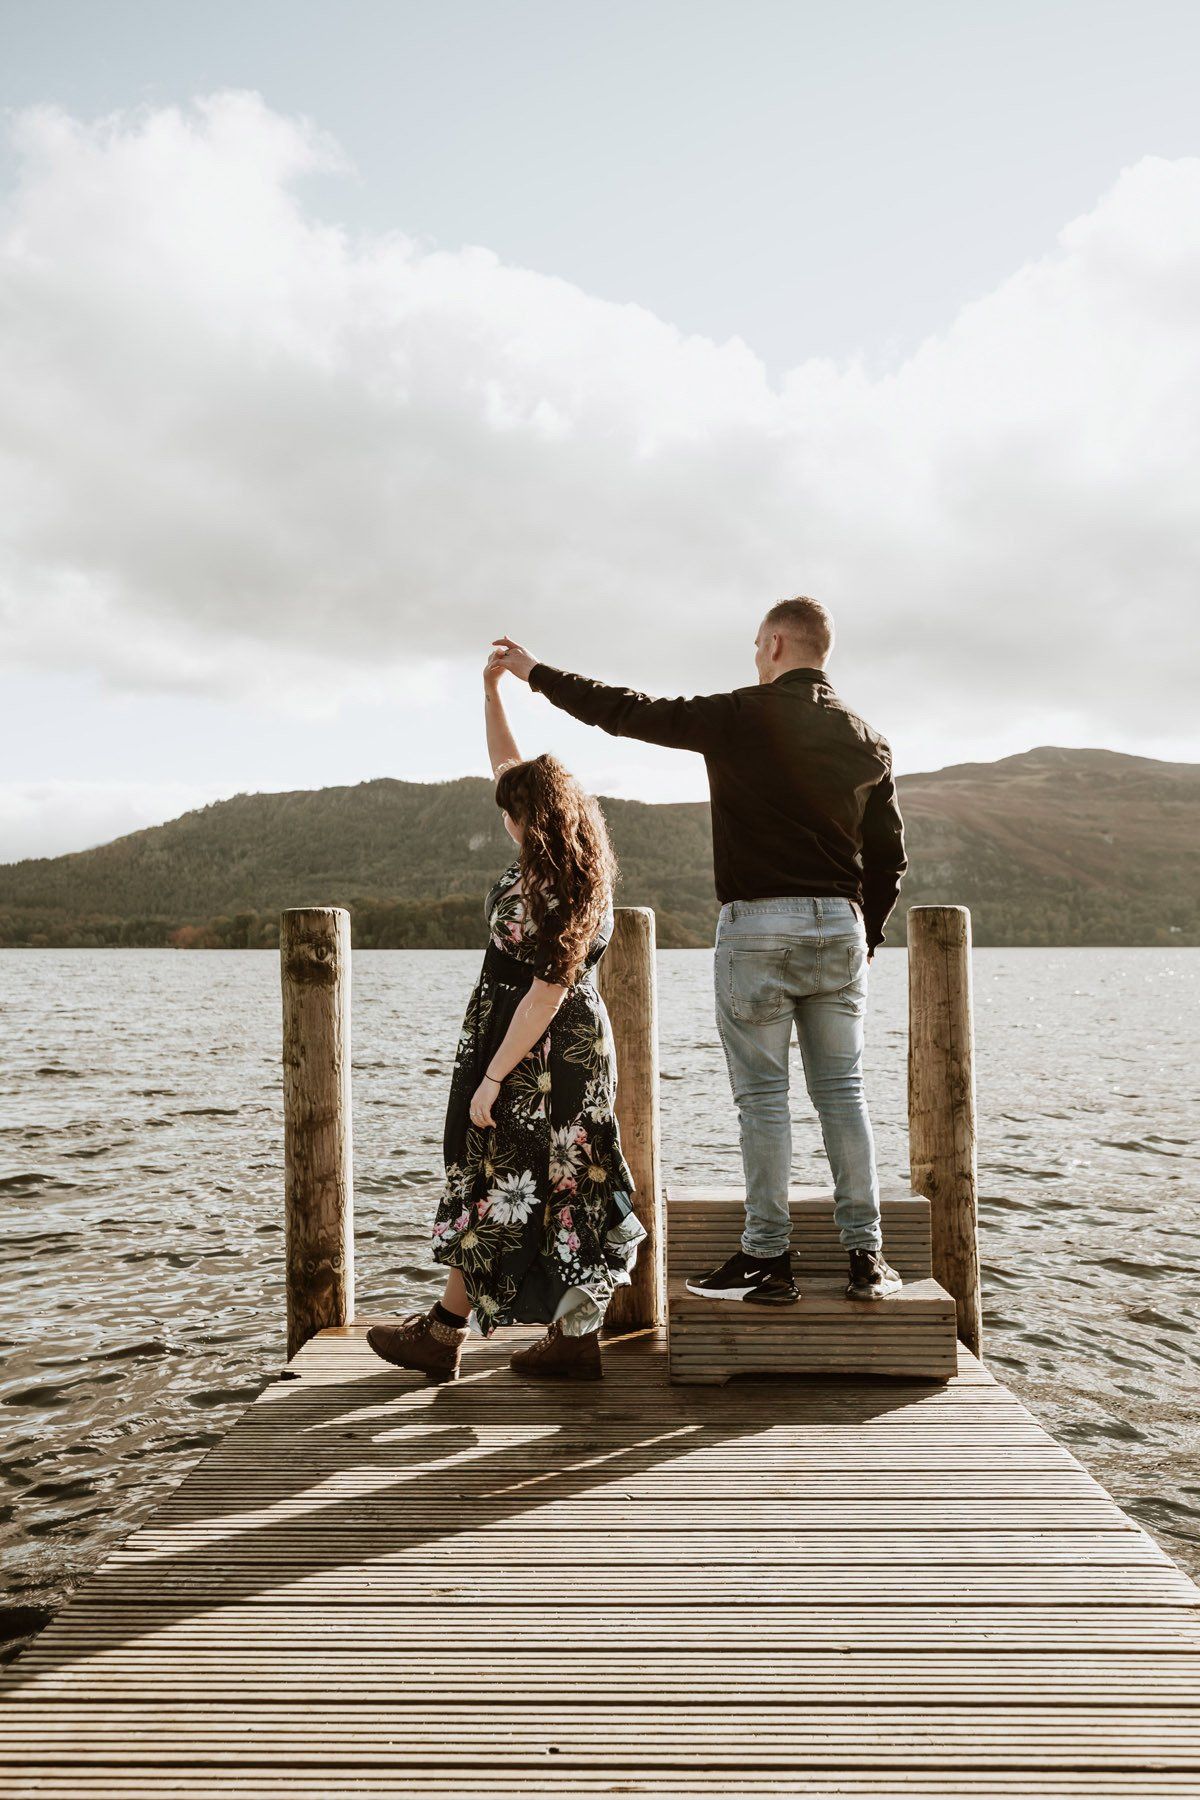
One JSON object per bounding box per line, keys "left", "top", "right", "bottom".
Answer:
{"left": 433, "top": 1301, "right": 467, "bottom": 1329}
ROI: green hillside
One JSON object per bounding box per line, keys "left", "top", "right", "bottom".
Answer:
{"left": 0, "top": 747, "right": 1196, "bottom": 948}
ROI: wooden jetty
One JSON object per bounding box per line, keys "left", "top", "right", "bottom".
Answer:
{"left": 4, "top": 1323, "right": 1199, "bottom": 1794}
{"left": 2, "top": 904, "right": 1199, "bottom": 1794}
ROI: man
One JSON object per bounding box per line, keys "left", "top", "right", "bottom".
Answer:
{"left": 492, "top": 596, "right": 907, "bottom": 1305}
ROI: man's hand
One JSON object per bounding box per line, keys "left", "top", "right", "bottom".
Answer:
{"left": 491, "top": 636, "right": 536, "bottom": 683}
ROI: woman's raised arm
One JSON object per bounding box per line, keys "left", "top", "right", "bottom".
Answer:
{"left": 483, "top": 648, "right": 523, "bottom": 778}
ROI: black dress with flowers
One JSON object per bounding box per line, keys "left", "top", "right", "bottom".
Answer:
{"left": 431, "top": 860, "right": 644, "bottom": 1336}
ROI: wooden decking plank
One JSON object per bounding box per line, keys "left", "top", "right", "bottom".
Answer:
{"left": 161, "top": 1469, "right": 1111, "bottom": 1491}
{"left": 8, "top": 1778, "right": 1200, "bottom": 1797}
{"left": 14, "top": 1652, "right": 1200, "bottom": 1703}
{"left": 36, "top": 1571, "right": 1199, "bottom": 1609}
{"left": 30, "top": 1599, "right": 1200, "bottom": 1631}
{"left": 3, "top": 1703, "right": 1200, "bottom": 1766}
{"left": 204, "top": 1419, "right": 1080, "bottom": 1441}
{"left": 148, "top": 1508, "right": 1135, "bottom": 1530}
{"left": 21, "top": 1614, "right": 1200, "bottom": 1656}
{"left": 110, "top": 1535, "right": 1174, "bottom": 1568}
{"left": 128, "top": 1510, "right": 1151, "bottom": 1535}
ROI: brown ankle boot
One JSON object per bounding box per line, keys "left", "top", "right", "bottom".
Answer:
{"left": 366, "top": 1309, "right": 467, "bottom": 1382}
{"left": 508, "top": 1321, "right": 603, "bottom": 1381}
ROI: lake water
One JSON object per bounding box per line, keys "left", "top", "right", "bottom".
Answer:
{"left": 1, "top": 946, "right": 1198, "bottom": 1660}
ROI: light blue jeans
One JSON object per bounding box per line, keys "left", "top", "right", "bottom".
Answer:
{"left": 713, "top": 896, "right": 882, "bottom": 1258}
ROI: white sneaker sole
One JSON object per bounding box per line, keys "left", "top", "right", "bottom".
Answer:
{"left": 684, "top": 1280, "right": 757, "bottom": 1300}
{"left": 845, "top": 1279, "right": 903, "bottom": 1301}
{"left": 684, "top": 1280, "right": 801, "bottom": 1305}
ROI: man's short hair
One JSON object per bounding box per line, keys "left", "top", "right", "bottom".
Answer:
{"left": 762, "top": 596, "right": 834, "bottom": 661}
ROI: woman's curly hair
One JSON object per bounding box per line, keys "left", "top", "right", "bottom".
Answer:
{"left": 494, "top": 754, "right": 618, "bottom": 986}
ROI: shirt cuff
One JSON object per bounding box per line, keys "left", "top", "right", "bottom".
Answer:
{"left": 529, "top": 662, "right": 561, "bottom": 694}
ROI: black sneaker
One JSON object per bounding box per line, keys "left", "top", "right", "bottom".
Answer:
{"left": 685, "top": 1248, "right": 799, "bottom": 1305}
{"left": 845, "top": 1248, "right": 902, "bottom": 1300}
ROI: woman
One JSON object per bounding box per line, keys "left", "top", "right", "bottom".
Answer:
{"left": 367, "top": 645, "right": 644, "bottom": 1382}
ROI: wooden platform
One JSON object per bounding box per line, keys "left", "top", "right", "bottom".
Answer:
{"left": 668, "top": 1186, "right": 959, "bottom": 1383}
{"left": 2, "top": 1324, "right": 1199, "bottom": 1795}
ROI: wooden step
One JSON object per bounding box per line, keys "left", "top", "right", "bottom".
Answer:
{"left": 668, "top": 1184, "right": 934, "bottom": 1282}
{"left": 666, "top": 1186, "right": 958, "bottom": 1384}
{"left": 668, "top": 1276, "right": 959, "bottom": 1383}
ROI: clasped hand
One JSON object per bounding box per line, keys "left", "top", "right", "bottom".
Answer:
{"left": 484, "top": 636, "right": 536, "bottom": 685}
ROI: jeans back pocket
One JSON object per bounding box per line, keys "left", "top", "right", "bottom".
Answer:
{"left": 719, "top": 938, "right": 794, "bottom": 1025}
{"left": 836, "top": 935, "right": 869, "bottom": 1015}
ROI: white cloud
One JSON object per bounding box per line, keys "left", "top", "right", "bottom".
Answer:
{"left": 1, "top": 90, "right": 1198, "bottom": 757}
{"left": 0, "top": 779, "right": 235, "bottom": 861}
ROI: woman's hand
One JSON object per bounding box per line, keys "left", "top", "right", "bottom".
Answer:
{"left": 484, "top": 647, "right": 508, "bottom": 691}
{"left": 469, "top": 1074, "right": 501, "bottom": 1129}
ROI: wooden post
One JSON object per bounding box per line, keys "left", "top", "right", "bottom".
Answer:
{"left": 280, "top": 907, "right": 354, "bottom": 1359}
{"left": 907, "top": 904, "right": 982, "bottom": 1358}
{"left": 598, "top": 906, "right": 664, "bottom": 1332}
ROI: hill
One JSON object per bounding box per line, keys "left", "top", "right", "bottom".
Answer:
{"left": 0, "top": 747, "right": 1196, "bottom": 949}
{"left": 896, "top": 746, "right": 1198, "bottom": 946}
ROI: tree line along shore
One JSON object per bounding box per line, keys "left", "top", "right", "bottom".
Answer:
{"left": 1, "top": 747, "right": 1196, "bottom": 949}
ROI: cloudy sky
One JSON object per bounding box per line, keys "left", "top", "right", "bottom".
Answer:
{"left": 2, "top": 0, "right": 1199, "bottom": 861}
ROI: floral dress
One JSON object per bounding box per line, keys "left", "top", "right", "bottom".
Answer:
{"left": 431, "top": 860, "right": 645, "bottom": 1336}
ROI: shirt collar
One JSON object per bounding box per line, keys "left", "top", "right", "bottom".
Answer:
{"left": 775, "top": 666, "right": 830, "bottom": 686}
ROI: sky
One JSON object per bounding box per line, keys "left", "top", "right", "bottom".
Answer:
{"left": 2, "top": 0, "right": 1199, "bottom": 861}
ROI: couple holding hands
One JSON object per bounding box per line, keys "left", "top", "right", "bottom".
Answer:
{"left": 368, "top": 595, "right": 908, "bottom": 1381}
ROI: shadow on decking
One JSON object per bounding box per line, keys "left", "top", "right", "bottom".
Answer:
{"left": 0, "top": 1331, "right": 952, "bottom": 1690}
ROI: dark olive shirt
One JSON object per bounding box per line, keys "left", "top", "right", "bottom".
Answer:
{"left": 529, "top": 663, "right": 908, "bottom": 952}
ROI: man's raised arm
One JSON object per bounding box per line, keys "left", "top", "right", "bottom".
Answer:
{"left": 493, "top": 637, "right": 733, "bottom": 755}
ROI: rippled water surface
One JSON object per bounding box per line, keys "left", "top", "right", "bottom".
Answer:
{"left": 1, "top": 946, "right": 1197, "bottom": 1657}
